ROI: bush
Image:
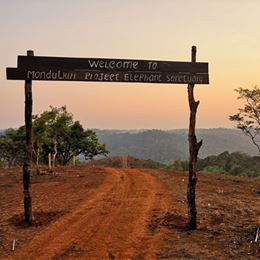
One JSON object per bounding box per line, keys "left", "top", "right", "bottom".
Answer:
{"left": 167, "top": 152, "right": 260, "bottom": 177}
{"left": 143, "top": 159, "right": 163, "bottom": 169}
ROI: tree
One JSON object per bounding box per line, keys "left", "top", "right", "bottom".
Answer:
{"left": 0, "top": 127, "right": 25, "bottom": 166}
{"left": 229, "top": 86, "right": 260, "bottom": 154}
{"left": 38, "top": 106, "right": 73, "bottom": 167}
{"left": 0, "top": 106, "right": 109, "bottom": 168}
{"left": 57, "top": 121, "right": 108, "bottom": 165}
{"left": 33, "top": 106, "right": 108, "bottom": 166}
{"left": 32, "top": 112, "right": 53, "bottom": 171}
{"left": 196, "top": 151, "right": 260, "bottom": 177}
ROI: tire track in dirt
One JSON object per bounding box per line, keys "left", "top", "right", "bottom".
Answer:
{"left": 9, "top": 168, "right": 172, "bottom": 259}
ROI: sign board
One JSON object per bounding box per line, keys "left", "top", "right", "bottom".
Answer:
{"left": 5, "top": 47, "right": 209, "bottom": 228}
{"left": 7, "top": 56, "right": 209, "bottom": 84}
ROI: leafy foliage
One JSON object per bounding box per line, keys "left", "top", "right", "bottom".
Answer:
{"left": 164, "top": 160, "right": 188, "bottom": 171}
{"left": 168, "top": 151, "right": 260, "bottom": 177}
{"left": 143, "top": 159, "right": 164, "bottom": 169}
{"left": 198, "top": 151, "right": 260, "bottom": 177}
{"left": 0, "top": 106, "right": 108, "bottom": 167}
{"left": 0, "top": 127, "right": 25, "bottom": 166}
{"left": 229, "top": 86, "right": 260, "bottom": 153}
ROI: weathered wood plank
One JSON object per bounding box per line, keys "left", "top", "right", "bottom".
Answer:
{"left": 17, "top": 56, "right": 208, "bottom": 74}
{"left": 6, "top": 68, "right": 209, "bottom": 84}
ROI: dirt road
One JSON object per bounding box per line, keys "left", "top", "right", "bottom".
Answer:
{"left": 10, "top": 168, "right": 172, "bottom": 259}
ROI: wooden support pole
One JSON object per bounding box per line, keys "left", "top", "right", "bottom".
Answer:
{"left": 23, "top": 50, "right": 34, "bottom": 224}
{"left": 187, "top": 46, "right": 203, "bottom": 230}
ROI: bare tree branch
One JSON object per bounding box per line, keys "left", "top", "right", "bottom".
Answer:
{"left": 229, "top": 86, "right": 260, "bottom": 154}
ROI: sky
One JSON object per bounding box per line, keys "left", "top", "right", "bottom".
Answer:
{"left": 1, "top": 0, "right": 260, "bottom": 129}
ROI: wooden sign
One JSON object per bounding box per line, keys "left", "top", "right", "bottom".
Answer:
{"left": 7, "top": 56, "right": 209, "bottom": 84}
{"left": 5, "top": 47, "right": 209, "bottom": 227}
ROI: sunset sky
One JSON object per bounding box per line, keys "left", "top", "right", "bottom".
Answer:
{"left": 1, "top": 0, "right": 260, "bottom": 129}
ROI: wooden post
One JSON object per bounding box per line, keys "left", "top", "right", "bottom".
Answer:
{"left": 187, "top": 46, "right": 203, "bottom": 230}
{"left": 23, "top": 50, "right": 34, "bottom": 224}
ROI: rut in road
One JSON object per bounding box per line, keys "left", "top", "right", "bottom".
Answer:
{"left": 10, "top": 168, "right": 173, "bottom": 259}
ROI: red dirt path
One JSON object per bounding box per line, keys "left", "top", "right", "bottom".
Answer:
{"left": 1, "top": 165, "right": 259, "bottom": 259}
{"left": 5, "top": 167, "right": 172, "bottom": 259}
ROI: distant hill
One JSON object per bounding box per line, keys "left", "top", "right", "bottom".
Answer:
{"left": 96, "top": 128, "right": 259, "bottom": 164}
{"left": 1, "top": 128, "right": 258, "bottom": 164}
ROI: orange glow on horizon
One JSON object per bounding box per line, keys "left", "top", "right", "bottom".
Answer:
{"left": 1, "top": 1, "right": 260, "bottom": 129}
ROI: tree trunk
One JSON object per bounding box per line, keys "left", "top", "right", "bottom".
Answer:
{"left": 48, "top": 153, "right": 52, "bottom": 172}
{"left": 52, "top": 138, "right": 57, "bottom": 168}
{"left": 9, "top": 157, "right": 16, "bottom": 167}
{"left": 187, "top": 46, "right": 203, "bottom": 230}
{"left": 23, "top": 50, "right": 34, "bottom": 224}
